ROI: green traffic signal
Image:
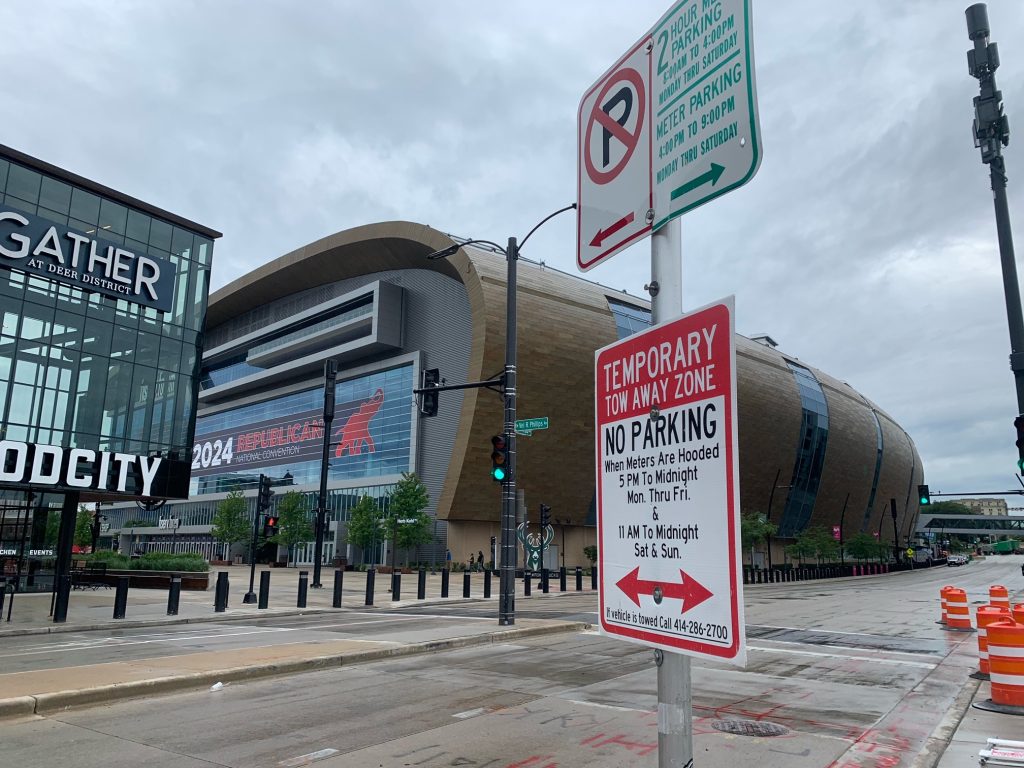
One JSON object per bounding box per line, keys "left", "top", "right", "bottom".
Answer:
{"left": 492, "top": 466, "right": 507, "bottom": 481}
{"left": 917, "top": 483, "right": 930, "bottom": 506}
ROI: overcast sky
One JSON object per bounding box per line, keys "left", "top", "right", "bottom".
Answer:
{"left": 4, "top": 1, "right": 1024, "bottom": 512}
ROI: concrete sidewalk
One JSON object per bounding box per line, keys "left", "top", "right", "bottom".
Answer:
{"left": 0, "top": 565, "right": 590, "bottom": 720}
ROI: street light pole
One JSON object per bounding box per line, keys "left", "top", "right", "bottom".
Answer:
{"left": 422, "top": 204, "right": 576, "bottom": 627}
{"left": 499, "top": 235, "right": 519, "bottom": 626}
{"left": 313, "top": 359, "right": 338, "bottom": 588}
{"left": 965, "top": 6, "right": 1024, "bottom": 464}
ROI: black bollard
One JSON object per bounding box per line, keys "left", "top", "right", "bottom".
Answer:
{"left": 541, "top": 568, "right": 549, "bottom": 594}
{"left": 463, "top": 570, "right": 471, "bottom": 598}
{"left": 259, "top": 570, "right": 271, "bottom": 609}
{"left": 484, "top": 568, "right": 491, "bottom": 599}
{"left": 591, "top": 565, "right": 597, "bottom": 590}
{"left": 113, "top": 576, "right": 129, "bottom": 619}
{"left": 575, "top": 566, "right": 582, "bottom": 591}
{"left": 332, "top": 569, "right": 343, "bottom": 608}
{"left": 297, "top": 570, "right": 309, "bottom": 608}
{"left": 167, "top": 574, "right": 181, "bottom": 616}
{"left": 524, "top": 572, "right": 532, "bottom": 596}
{"left": 559, "top": 567, "right": 567, "bottom": 591}
{"left": 441, "top": 568, "right": 450, "bottom": 598}
{"left": 365, "top": 568, "right": 375, "bottom": 606}
{"left": 214, "top": 571, "right": 229, "bottom": 612}
{"left": 417, "top": 569, "right": 426, "bottom": 600}
{"left": 392, "top": 571, "right": 401, "bottom": 601}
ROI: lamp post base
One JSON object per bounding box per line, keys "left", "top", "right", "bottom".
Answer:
{"left": 242, "top": 592, "right": 257, "bottom": 604}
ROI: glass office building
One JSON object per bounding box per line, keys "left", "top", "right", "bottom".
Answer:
{"left": 0, "top": 144, "right": 219, "bottom": 599}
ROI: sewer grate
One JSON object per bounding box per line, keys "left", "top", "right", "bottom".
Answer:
{"left": 711, "top": 720, "right": 790, "bottom": 737}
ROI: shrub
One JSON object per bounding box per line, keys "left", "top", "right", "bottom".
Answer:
{"left": 86, "top": 550, "right": 129, "bottom": 568}
{"left": 132, "top": 552, "right": 209, "bottom": 572}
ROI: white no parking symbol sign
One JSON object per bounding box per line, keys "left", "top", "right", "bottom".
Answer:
{"left": 576, "top": 37, "right": 653, "bottom": 272}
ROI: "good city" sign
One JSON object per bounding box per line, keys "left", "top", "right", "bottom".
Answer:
{"left": 0, "top": 440, "right": 167, "bottom": 497}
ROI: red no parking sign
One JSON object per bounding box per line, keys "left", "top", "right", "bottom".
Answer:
{"left": 576, "top": 37, "right": 652, "bottom": 272}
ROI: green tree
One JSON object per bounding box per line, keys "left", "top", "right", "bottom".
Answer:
{"left": 74, "top": 506, "right": 93, "bottom": 549}
{"left": 926, "top": 501, "right": 975, "bottom": 515}
{"left": 583, "top": 545, "right": 597, "bottom": 565}
{"left": 344, "top": 495, "right": 384, "bottom": 564}
{"left": 271, "top": 491, "right": 314, "bottom": 565}
{"left": 844, "top": 532, "right": 877, "bottom": 562}
{"left": 787, "top": 526, "right": 840, "bottom": 564}
{"left": 385, "top": 473, "right": 433, "bottom": 566}
{"left": 210, "top": 489, "right": 251, "bottom": 561}
{"left": 740, "top": 512, "right": 777, "bottom": 565}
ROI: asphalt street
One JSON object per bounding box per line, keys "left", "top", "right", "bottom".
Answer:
{"left": 0, "top": 556, "right": 1021, "bottom": 768}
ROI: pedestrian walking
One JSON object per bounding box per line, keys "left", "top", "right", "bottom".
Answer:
{"left": 469, "top": 554, "right": 475, "bottom": 570}
{"left": 478, "top": 550, "right": 485, "bottom": 570}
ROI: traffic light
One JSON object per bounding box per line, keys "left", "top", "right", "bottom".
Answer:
{"left": 490, "top": 434, "right": 508, "bottom": 482}
{"left": 918, "top": 484, "right": 931, "bottom": 506}
{"left": 1015, "top": 415, "right": 1024, "bottom": 473}
{"left": 540, "top": 504, "right": 551, "bottom": 529}
{"left": 263, "top": 515, "right": 279, "bottom": 537}
{"left": 257, "top": 474, "right": 274, "bottom": 513}
{"left": 420, "top": 368, "right": 439, "bottom": 417}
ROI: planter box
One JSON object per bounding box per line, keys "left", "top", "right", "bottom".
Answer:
{"left": 99, "top": 569, "right": 209, "bottom": 591}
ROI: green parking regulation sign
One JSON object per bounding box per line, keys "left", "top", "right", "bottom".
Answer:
{"left": 650, "top": 0, "right": 762, "bottom": 229}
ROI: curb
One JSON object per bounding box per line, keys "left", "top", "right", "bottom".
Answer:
{"left": 2, "top": 621, "right": 589, "bottom": 719}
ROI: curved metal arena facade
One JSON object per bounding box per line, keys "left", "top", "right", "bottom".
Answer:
{"left": 103, "top": 221, "right": 923, "bottom": 567}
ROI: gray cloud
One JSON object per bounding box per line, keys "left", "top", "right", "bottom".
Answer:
{"left": 3, "top": 0, "right": 1023, "bottom": 512}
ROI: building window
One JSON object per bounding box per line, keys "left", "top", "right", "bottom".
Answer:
{"left": 860, "top": 411, "right": 884, "bottom": 533}
{"left": 777, "top": 362, "right": 830, "bottom": 537}
{"left": 608, "top": 299, "right": 652, "bottom": 339}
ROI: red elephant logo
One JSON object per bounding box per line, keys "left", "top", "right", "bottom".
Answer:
{"left": 334, "top": 389, "right": 384, "bottom": 457}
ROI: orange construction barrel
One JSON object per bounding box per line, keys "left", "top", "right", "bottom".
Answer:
{"left": 987, "top": 620, "right": 1024, "bottom": 707}
{"left": 976, "top": 605, "right": 1012, "bottom": 676}
{"left": 1014, "top": 604, "right": 1024, "bottom": 624}
{"left": 990, "top": 585, "right": 1011, "bottom": 611}
{"left": 939, "top": 585, "right": 954, "bottom": 624}
{"left": 946, "top": 588, "right": 973, "bottom": 630}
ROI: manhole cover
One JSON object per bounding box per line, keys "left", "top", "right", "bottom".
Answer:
{"left": 711, "top": 720, "right": 790, "bottom": 737}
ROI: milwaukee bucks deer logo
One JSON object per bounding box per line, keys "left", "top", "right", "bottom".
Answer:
{"left": 516, "top": 522, "right": 554, "bottom": 572}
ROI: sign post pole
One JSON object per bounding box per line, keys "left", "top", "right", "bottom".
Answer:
{"left": 650, "top": 219, "right": 692, "bottom": 767}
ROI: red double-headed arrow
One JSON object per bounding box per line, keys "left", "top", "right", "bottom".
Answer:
{"left": 589, "top": 211, "right": 635, "bottom": 247}
{"left": 615, "top": 567, "right": 713, "bottom": 614}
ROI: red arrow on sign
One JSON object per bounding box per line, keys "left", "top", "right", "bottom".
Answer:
{"left": 615, "top": 567, "right": 713, "bottom": 614}
{"left": 589, "top": 212, "right": 635, "bottom": 247}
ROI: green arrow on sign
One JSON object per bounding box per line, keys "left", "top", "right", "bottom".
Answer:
{"left": 669, "top": 163, "right": 725, "bottom": 201}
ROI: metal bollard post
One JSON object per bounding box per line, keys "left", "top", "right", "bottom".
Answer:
{"left": 559, "top": 567, "right": 567, "bottom": 591}
{"left": 575, "top": 566, "right": 582, "bottom": 591}
{"left": 524, "top": 572, "right": 532, "bottom": 597}
{"left": 541, "top": 568, "right": 549, "bottom": 594}
{"left": 417, "top": 569, "right": 426, "bottom": 600}
{"left": 297, "top": 570, "right": 309, "bottom": 608}
{"left": 392, "top": 571, "right": 401, "bottom": 601}
{"left": 365, "top": 568, "right": 375, "bottom": 606}
{"left": 214, "top": 571, "right": 229, "bottom": 612}
{"left": 259, "top": 570, "right": 271, "bottom": 609}
{"left": 591, "top": 565, "right": 597, "bottom": 590}
{"left": 113, "top": 576, "right": 129, "bottom": 619}
{"left": 441, "top": 568, "right": 449, "bottom": 598}
{"left": 167, "top": 574, "right": 181, "bottom": 616}
{"left": 484, "top": 568, "right": 491, "bottom": 599}
{"left": 332, "top": 569, "right": 343, "bottom": 608}
{"left": 463, "top": 570, "right": 471, "bottom": 598}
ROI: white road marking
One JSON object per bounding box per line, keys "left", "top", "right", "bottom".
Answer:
{"left": 747, "top": 644, "right": 936, "bottom": 668}
{"left": 453, "top": 707, "right": 488, "bottom": 719}
{"left": 565, "top": 699, "right": 650, "bottom": 713}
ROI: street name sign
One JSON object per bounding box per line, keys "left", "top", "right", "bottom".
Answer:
{"left": 595, "top": 298, "right": 744, "bottom": 663}
{"left": 577, "top": 36, "right": 653, "bottom": 272}
{"left": 576, "top": 0, "right": 762, "bottom": 270}
{"left": 651, "top": 0, "right": 761, "bottom": 228}
{"left": 515, "top": 417, "right": 549, "bottom": 436}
